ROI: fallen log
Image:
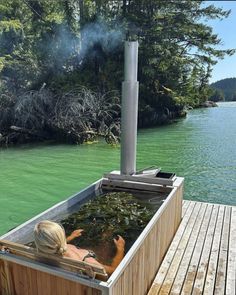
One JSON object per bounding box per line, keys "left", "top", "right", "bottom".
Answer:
{"left": 10, "top": 126, "right": 49, "bottom": 139}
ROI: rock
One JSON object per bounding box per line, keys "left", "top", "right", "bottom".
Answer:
{"left": 200, "top": 101, "right": 218, "bottom": 108}
{"left": 185, "top": 105, "right": 193, "bottom": 110}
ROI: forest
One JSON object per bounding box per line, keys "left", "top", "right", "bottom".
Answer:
{"left": 210, "top": 77, "right": 236, "bottom": 101}
{"left": 0, "top": 0, "right": 234, "bottom": 146}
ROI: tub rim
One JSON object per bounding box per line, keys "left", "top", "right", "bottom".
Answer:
{"left": 0, "top": 176, "right": 184, "bottom": 290}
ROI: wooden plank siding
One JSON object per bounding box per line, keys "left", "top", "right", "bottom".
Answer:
{"left": 0, "top": 178, "right": 184, "bottom": 295}
{"left": 0, "top": 261, "right": 102, "bottom": 295}
{"left": 109, "top": 182, "right": 183, "bottom": 295}
{"left": 148, "top": 201, "right": 236, "bottom": 295}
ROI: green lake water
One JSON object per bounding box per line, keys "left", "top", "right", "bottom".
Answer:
{"left": 0, "top": 102, "right": 235, "bottom": 235}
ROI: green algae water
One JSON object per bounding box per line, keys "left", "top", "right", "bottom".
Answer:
{"left": 0, "top": 102, "right": 235, "bottom": 235}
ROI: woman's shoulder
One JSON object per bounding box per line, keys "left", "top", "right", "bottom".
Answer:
{"left": 67, "top": 244, "right": 86, "bottom": 253}
{"left": 65, "top": 245, "right": 101, "bottom": 266}
{"left": 66, "top": 244, "right": 88, "bottom": 257}
{"left": 67, "top": 244, "right": 77, "bottom": 250}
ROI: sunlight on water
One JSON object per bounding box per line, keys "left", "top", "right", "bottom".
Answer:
{"left": 0, "top": 102, "right": 235, "bottom": 234}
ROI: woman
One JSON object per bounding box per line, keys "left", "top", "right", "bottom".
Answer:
{"left": 34, "top": 220, "right": 125, "bottom": 276}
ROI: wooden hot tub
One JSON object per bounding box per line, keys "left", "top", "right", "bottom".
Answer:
{"left": 0, "top": 173, "right": 183, "bottom": 295}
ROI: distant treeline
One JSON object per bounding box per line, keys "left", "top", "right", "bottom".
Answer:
{"left": 0, "top": 1, "right": 234, "bottom": 146}
{"left": 210, "top": 78, "right": 236, "bottom": 101}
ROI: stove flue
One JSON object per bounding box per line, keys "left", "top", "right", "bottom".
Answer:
{"left": 120, "top": 41, "right": 139, "bottom": 175}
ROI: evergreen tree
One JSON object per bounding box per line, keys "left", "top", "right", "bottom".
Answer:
{"left": 0, "top": 0, "right": 235, "bottom": 144}
{"left": 209, "top": 88, "right": 225, "bottom": 102}
{"left": 211, "top": 77, "right": 236, "bottom": 101}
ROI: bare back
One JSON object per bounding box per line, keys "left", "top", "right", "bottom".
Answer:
{"left": 63, "top": 244, "right": 101, "bottom": 266}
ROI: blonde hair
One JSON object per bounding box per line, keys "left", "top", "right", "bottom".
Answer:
{"left": 34, "top": 220, "right": 67, "bottom": 255}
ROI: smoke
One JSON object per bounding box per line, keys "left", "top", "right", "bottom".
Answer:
{"left": 39, "top": 20, "right": 125, "bottom": 70}
{"left": 78, "top": 20, "right": 125, "bottom": 61}
{"left": 38, "top": 24, "right": 79, "bottom": 68}
{"left": 74, "top": 20, "right": 125, "bottom": 65}
{"left": 1, "top": 17, "right": 125, "bottom": 90}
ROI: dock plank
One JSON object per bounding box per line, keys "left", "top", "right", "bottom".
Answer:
{"left": 158, "top": 202, "right": 202, "bottom": 294}
{"left": 203, "top": 205, "right": 225, "bottom": 294}
{"left": 226, "top": 206, "right": 236, "bottom": 295}
{"left": 148, "top": 201, "right": 236, "bottom": 295}
{"left": 191, "top": 204, "right": 219, "bottom": 295}
{"left": 215, "top": 206, "right": 231, "bottom": 295}
{"left": 182, "top": 200, "right": 190, "bottom": 217}
{"left": 147, "top": 201, "right": 196, "bottom": 295}
{"left": 181, "top": 203, "right": 214, "bottom": 295}
{"left": 169, "top": 202, "right": 208, "bottom": 295}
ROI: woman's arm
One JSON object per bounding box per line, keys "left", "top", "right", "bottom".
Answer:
{"left": 66, "top": 229, "right": 84, "bottom": 243}
{"left": 81, "top": 236, "right": 125, "bottom": 276}
{"left": 102, "top": 235, "right": 125, "bottom": 275}
{"left": 66, "top": 234, "right": 125, "bottom": 278}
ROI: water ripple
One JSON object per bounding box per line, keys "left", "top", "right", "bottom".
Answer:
{"left": 0, "top": 102, "right": 235, "bottom": 234}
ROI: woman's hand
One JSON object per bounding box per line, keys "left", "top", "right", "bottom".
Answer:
{"left": 71, "top": 229, "right": 84, "bottom": 238}
{"left": 66, "top": 229, "right": 84, "bottom": 242}
{"left": 102, "top": 235, "right": 125, "bottom": 275}
{"left": 113, "top": 235, "right": 125, "bottom": 251}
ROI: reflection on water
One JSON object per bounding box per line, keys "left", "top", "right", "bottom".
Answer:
{"left": 137, "top": 102, "right": 236, "bottom": 205}
{"left": 0, "top": 102, "right": 235, "bottom": 235}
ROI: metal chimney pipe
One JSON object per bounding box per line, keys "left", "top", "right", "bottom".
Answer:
{"left": 120, "top": 41, "right": 139, "bottom": 175}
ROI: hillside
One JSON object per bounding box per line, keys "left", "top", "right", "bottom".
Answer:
{"left": 210, "top": 78, "right": 236, "bottom": 101}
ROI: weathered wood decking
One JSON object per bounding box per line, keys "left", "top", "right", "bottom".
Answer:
{"left": 148, "top": 200, "right": 236, "bottom": 295}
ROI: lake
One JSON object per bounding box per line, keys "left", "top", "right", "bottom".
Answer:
{"left": 0, "top": 102, "right": 235, "bottom": 235}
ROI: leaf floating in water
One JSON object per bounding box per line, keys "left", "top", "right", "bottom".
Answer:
{"left": 124, "top": 217, "right": 129, "bottom": 225}
{"left": 61, "top": 191, "right": 162, "bottom": 254}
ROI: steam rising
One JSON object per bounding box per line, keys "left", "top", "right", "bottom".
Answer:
{"left": 79, "top": 21, "right": 124, "bottom": 59}
{"left": 43, "top": 20, "right": 124, "bottom": 70}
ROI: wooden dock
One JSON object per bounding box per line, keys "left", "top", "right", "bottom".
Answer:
{"left": 148, "top": 200, "right": 236, "bottom": 295}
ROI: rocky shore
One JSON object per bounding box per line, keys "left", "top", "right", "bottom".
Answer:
{"left": 200, "top": 101, "right": 218, "bottom": 108}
